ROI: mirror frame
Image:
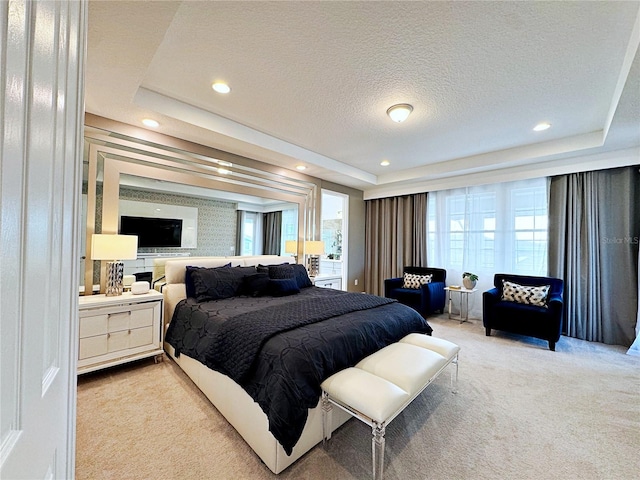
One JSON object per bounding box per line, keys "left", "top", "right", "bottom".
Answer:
{"left": 83, "top": 114, "right": 321, "bottom": 294}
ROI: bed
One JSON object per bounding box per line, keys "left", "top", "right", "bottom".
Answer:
{"left": 161, "top": 255, "right": 433, "bottom": 473}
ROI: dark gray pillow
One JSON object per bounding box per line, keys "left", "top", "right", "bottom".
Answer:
{"left": 291, "top": 263, "right": 313, "bottom": 288}
{"left": 191, "top": 266, "right": 256, "bottom": 302}
{"left": 257, "top": 263, "right": 290, "bottom": 276}
{"left": 268, "top": 264, "right": 295, "bottom": 279}
{"left": 185, "top": 263, "right": 230, "bottom": 298}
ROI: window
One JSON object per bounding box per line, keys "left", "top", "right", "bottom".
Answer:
{"left": 279, "top": 208, "right": 298, "bottom": 255}
{"left": 238, "top": 211, "right": 262, "bottom": 256}
{"left": 320, "top": 190, "right": 348, "bottom": 283}
{"left": 427, "top": 178, "right": 548, "bottom": 280}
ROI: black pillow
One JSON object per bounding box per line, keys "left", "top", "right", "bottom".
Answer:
{"left": 268, "top": 264, "right": 295, "bottom": 279}
{"left": 185, "top": 263, "right": 230, "bottom": 298}
{"left": 242, "top": 273, "right": 270, "bottom": 297}
{"left": 191, "top": 266, "right": 255, "bottom": 302}
{"left": 291, "top": 263, "right": 313, "bottom": 288}
{"left": 257, "top": 263, "right": 289, "bottom": 276}
{"left": 269, "top": 278, "right": 300, "bottom": 297}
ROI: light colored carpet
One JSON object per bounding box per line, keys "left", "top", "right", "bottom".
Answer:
{"left": 76, "top": 315, "right": 640, "bottom": 480}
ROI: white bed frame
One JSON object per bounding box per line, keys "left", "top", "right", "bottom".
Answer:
{"left": 161, "top": 255, "right": 351, "bottom": 474}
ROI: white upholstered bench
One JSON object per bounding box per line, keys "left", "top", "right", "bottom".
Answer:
{"left": 320, "top": 334, "right": 460, "bottom": 480}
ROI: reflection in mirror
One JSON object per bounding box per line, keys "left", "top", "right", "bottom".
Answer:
{"left": 116, "top": 175, "right": 298, "bottom": 282}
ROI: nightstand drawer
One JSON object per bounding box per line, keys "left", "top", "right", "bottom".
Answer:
{"left": 129, "top": 326, "right": 153, "bottom": 348}
{"left": 314, "top": 276, "right": 342, "bottom": 290}
{"left": 107, "top": 326, "right": 154, "bottom": 353}
{"left": 79, "top": 314, "right": 108, "bottom": 338}
{"left": 129, "top": 306, "right": 154, "bottom": 329}
{"left": 107, "top": 311, "right": 131, "bottom": 332}
{"left": 79, "top": 335, "right": 108, "bottom": 360}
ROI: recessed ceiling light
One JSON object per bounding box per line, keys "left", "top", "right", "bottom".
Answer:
{"left": 217, "top": 160, "right": 233, "bottom": 167}
{"left": 142, "top": 118, "right": 159, "bottom": 128}
{"left": 296, "top": 165, "right": 307, "bottom": 171}
{"left": 533, "top": 122, "right": 551, "bottom": 131}
{"left": 212, "top": 82, "right": 231, "bottom": 94}
{"left": 218, "top": 168, "right": 231, "bottom": 175}
{"left": 386, "top": 104, "right": 413, "bottom": 123}
{"left": 380, "top": 160, "right": 390, "bottom": 166}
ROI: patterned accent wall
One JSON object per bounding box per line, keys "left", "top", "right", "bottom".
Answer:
{"left": 119, "top": 187, "right": 238, "bottom": 256}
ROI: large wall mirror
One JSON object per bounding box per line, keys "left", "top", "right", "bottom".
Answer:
{"left": 82, "top": 116, "right": 321, "bottom": 294}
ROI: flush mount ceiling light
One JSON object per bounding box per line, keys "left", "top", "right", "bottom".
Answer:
{"left": 217, "top": 168, "right": 231, "bottom": 175}
{"left": 216, "top": 160, "right": 233, "bottom": 167}
{"left": 141, "top": 118, "right": 159, "bottom": 128}
{"left": 212, "top": 82, "right": 231, "bottom": 94}
{"left": 380, "top": 160, "right": 390, "bottom": 166}
{"left": 533, "top": 122, "right": 551, "bottom": 131}
{"left": 386, "top": 104, "right": 413, "bottom": 123}
{"left": 296, "top": 165, "right": 307, "bottom": 171}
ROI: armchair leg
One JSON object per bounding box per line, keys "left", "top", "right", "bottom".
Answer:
{"left": 485, "top": 328, "right": 491, "bottom": 336}
{"left": 549, "top": 341, "right": 556, "bottom": 351}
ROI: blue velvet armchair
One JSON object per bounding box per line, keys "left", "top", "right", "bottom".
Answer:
{"left": 483, "top": 273, "right": 564, "bottom": 351}
{"left": 384, "top": 267, "right": 447, "bottom": 317}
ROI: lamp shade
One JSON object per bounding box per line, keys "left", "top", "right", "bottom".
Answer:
{"left": 91, "top": 234, "right": 138, "bottom": 260}
{"left": 284, "top": 240, "right": 298, "bottom": 254}
{"left": 304, "top": 240, "right": 325, "bottom": 255}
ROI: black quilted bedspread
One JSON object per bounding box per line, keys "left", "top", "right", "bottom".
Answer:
{"left": 165, "top": 287, "right": 432, "bottom": 455}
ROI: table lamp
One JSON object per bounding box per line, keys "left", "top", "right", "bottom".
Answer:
{"left": 91, "top": 234, "right": 138, "bottom": 296}
{"left": 284, "top": 240, "right": 298, "bottom": 262}
{"left": 304, "top": 240, "right": 325, "bottom": 277}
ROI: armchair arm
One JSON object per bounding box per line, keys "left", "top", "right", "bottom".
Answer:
{"left": 482, "top": 287, "right": 500, "bottom": 324}
{"left": 420, "top": 281, "right": 446, "bottom": 313}
{"left": 384, "top": 277, "right": 403, "bottom": 297}
{"left": 546, "top": 294, "right": 564, "bottom": 338}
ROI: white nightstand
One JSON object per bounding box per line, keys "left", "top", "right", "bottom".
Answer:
{"left": 77, "top": 290, "right": 163, "bottom": 374}
{"left": 313, "top": 274, "right": 343, "bottom": 290}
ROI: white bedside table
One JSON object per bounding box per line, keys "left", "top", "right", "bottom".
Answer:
{"left": 77, "top": 291, "right": 163, "bottom": 374}
{"left": 444, "top": 287, "right": 477, "bottom": 323}
{"left": 313, "top": 274, "right": 342, "bottom": 290}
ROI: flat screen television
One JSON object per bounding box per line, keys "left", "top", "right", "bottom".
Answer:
{"left": 120, "top": 216, "right": 183, "bottom": 248}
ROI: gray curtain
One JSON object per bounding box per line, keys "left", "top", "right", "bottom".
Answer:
{"left": 364, "top": 193, "right": 427, "bottom": 296}
{"left": 549, "top": 167, "right": 640, "bottom": 346}
{"left": 262, "top": 211, "right": 282, "bottom": 255}
{"left": 235, "top": 210, "right": 243, "bottom": 255}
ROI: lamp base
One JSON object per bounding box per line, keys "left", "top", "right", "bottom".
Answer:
{"left": 105, "top": 261, "right": 124, "bottom": 296}
{"left": 307, "top": 255, "right": 320, "bottom": 278}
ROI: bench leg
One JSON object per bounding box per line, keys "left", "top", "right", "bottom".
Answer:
{"left": 321, "top": 391, "right": 333, "bottom": 444}
{"left": 372, "top": 422, "right": 386, "bottom": 480}
{"left": 451, "top": 353, "right": 459, "bottom": 394}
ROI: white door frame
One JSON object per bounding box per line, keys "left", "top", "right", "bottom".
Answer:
{"left": 1, "top": 1, "right": 86, "bottom": 478}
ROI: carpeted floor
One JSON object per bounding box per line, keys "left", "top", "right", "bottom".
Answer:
{"left": 76, "top": 315, "right": 640, "bottom": 480}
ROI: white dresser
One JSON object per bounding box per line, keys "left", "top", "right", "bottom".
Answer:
{"left": 78, "top": 291, "right": 163, "bottom": 374}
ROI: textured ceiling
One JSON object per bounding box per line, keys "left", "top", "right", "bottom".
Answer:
{"left": 86, "top": 1, "right": 640, "bottom": 196}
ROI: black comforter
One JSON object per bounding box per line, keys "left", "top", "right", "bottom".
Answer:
{"left": 165, "top": 287, "right": 432, "bottom": 454}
